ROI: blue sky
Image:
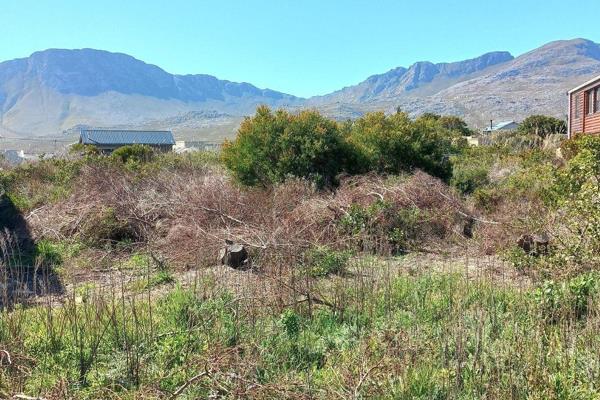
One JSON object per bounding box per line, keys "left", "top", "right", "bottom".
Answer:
{"left": 1, "top": 0, "right": 599, "bottom": 97}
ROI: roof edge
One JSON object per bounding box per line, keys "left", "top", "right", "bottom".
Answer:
{"left": 80, "top": 129, "right": 173, "bottom": 134}
{"left": 568, "top": 74, "right": 600, "bottom": 94}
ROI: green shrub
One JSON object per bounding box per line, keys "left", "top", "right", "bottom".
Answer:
{"left": 34, "top": 239, "right": 63, "bottom": 267}
{"left": 221, "top": 106, "right": 349, "bottom": 187}
{"left": 303, "top": 246, "right": 350, "bottom": 277}
{"left": 83, "top": 207, "right": 137, "bottom": 247}
{"left": 347, "top": 111, "right": 465, "bottom": 180}
{"left": 502, "top": 246, "right": 538, "bottom": 271}
{"left": 0, "top": 158, "right": 84, "bottom": 211}
{"left": 279, "top": 309, "right": 301, "bottom": 337}
{"left": 221, "top": 107, "right": 469, "bottom": 187}
{"left": 450, "top": 146, "right": 498, "bottom": 194}
{"left": 519, "top": 115, "right": 567, "bottom": 138}
{"left": 451, "top": 162, "right": 490, "bottom": 194}
{"left": 554, "top": 135, "right": 600, "bottom": 200}
{"left": 111, "top": 144, "right": 155, "bottom": 164}
{"left": 534, "top": 273, "right": 598, "bottom": 322}
{"left": 472, "top": 186, "right": 502, "bottom": 212}
{"left": 339, "top": 201, "right": 425, "bottom": 253}
{"left": 69, "top": 143, "right": 100, "bottom": 157}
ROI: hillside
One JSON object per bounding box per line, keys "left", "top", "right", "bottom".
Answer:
{"left": 1, "top": 39, "right": 600, "bottom": 138}
{"left": 311, "top": 51, "right": 515, "bottom": 103}
{"left": 0, "top": 49, "right": 299, "bottom": 136}
{"left": 311, "top": 39, "right": 600, "bottom": 127}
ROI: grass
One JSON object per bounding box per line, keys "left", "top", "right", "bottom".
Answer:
{"left": 0, "top": 134, "right": 597, "bottom": 398}
{"left": 2, "top": 263, "right": 600, "bottom": 399}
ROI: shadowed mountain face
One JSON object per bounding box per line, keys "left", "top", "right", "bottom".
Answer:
{"left": 1, "top": 39, "right": 600, "bottom": 136}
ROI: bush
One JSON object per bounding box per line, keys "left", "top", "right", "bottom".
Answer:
{"left": 221, "top": 107, "right": 469, "bottom": 187}
{"left": 111, "top": 144, "right": 155, "bottom": 164}
{"left": 82, "top": 206, "right": 138, "bottom": 247}
{"left": 519, "top": 115, "right": 566, "bottom": 138}
{"left": 548, "top": 137, "right": 600, "bottom": 270}
{"left": 69, "top": 143, "right": 100, "bottom": 157}
{"left": 221, "top": 106, "right": 348, "bottom": 187}
{"left": 0, "top": 158, "right": 84, "bottom": 211}
{"left": 534, "top": 273, "right": 598, "bottom": 322}
{"left": 451, "top": 161, "right": 490, "bottom": 194}
{"left": 34, "top": 239, "right": 63, "bottom": 267}
{"left": 555, "top": 135, "right": 600, "bottom": 196}
{"left": 339, "top": 200, "right": 429, "bottom": 254}
{"left": 303, "top": 246, "right": 350, "bottom": 277}
{"left": 502, "top": 246, "right": 538, "bottom": 271}
{"left": 347, "top": 111, "right": 465, "bottom": 180}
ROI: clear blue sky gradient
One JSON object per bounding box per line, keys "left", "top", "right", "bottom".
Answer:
{"left": 1, "top": 0, "right": 599, "bottom": 97}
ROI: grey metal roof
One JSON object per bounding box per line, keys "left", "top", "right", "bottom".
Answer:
{"left": 483, "top": 121, "right": 518, "bottom": 131}
{"left": 79, "top": 129, "right": 175, "bottom": 146}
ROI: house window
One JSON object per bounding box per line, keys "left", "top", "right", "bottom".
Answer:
{"left": 588, "top": 90, "right": 595, "bottom": 115}
{"left": 595, "top": 87, "right": 600, "bottom": 114}
{"left": 575, "top": 93, "right": 581, "bottom": 118}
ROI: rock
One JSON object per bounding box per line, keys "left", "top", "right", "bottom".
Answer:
{"left": 462, "top": 217, "right": 475, "bottom": 238}
{"left": 517, "top": 233, "right": 550, "bottom": 256}
{"left": 517, "top": 234, "right": 534, "bottom": 254}
{"left": 219, "top": 242, "right": 249, "bottom": 269}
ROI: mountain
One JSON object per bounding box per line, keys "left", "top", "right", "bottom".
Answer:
{"left": 312, "top": 51, "right": 514, "bottom": 103}
{"left": 311, "top": 39, "right": 600, "bottom": 127}
{"left": 0, "top": 49, "right": 299, "bottom": 136}
{"left": 1, "top": 39, "right": 600, "bottom": 138}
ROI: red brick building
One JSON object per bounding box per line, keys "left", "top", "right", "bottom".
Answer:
{"left": 568, "top": 75, "right": 600, "bottom": 138}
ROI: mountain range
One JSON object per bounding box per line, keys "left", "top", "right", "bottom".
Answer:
{"left": 1, "top": 38, "right": 600, "bottom": 138}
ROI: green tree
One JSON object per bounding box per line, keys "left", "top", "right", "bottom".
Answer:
{"left": 519, "top": 115, "right": 566, "bottom": 138}
{"left": 438, "top": 115, "right": 474, "bottom": 136}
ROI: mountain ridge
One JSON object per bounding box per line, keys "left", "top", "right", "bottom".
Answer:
{"left": 1, "top": 38, "right": 599, "bottom": 137}
{"left": 310, "top": 38, "right": 600, "bottom": 127}
{"left": 0, "top": 48, "right": 299, "bottom": 136}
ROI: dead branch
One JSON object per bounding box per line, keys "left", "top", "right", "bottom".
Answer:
{"left": 169, "top": 367, "right": 210, "bottom": 400}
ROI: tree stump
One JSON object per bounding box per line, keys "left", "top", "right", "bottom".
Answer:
{"left": 219, "top": 243, "right": 249, "bottom": 269}
{"left": 517, "top": 233, "right": 550, "bottom": 256}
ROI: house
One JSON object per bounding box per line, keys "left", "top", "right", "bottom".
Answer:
{"left": 568, "top": 75, "right": 600, "bottom": 138}
{"left": 79, "top": 129, "right": 176, "bottom": 153}
{"left": 482, "top": 121, "right": 520, "bottom": 134}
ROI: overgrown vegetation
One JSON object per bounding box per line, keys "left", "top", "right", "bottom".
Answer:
{"left": 1, "top": 108, "right": 598, "bottom": 398}
{"left": 221, "top": 107, "right": 467, "bottom": 187}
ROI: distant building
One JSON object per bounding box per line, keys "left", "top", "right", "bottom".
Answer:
{"left": 0, "top": 150, "right": 53, "bottom": 165}
{"left": 568, "top": 74, "right": 600, "bottom": 138}
{"left": 0, "top": 150, "right": 25, "bottom": 165}
{"left": 79, "top": 129, "right": 176, "bottom": 153}
{"left": 482, "top": 121, "right": 520, "bottom": 134}
{"left": 174, "top": 140, "right": 221, "bottom": 153}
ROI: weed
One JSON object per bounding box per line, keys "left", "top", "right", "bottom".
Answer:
{"left": 303, "top": 246, "right": 350, "bottom": 277}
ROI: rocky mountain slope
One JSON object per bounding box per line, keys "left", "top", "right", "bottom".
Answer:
{"left": 0, "top": 49, "right": 299, "bottom": 136}
{"left": 311, "top": 51, "right": 515, "bottom": 103}
{"left": 311, "top": 39, "right": 600, "bottom": 127}
{"left": 1, "top": 39, "right": 599, "bottom": 137}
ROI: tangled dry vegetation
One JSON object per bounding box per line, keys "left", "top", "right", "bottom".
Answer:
{"left": 27, "top": 162, "right": 478, "bottom": 271}
{"left": 0, "top": 130, "right": 598, "bottom": 398}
